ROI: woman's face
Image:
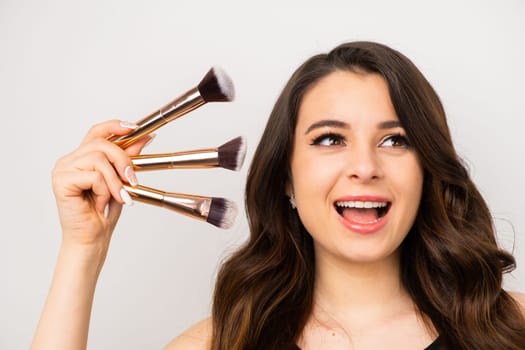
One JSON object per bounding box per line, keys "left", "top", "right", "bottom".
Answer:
{"left": 289, "top": 70, "right": 423, "bottom": 265}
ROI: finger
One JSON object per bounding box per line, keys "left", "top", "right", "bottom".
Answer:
{"left": 55, "top": 140, "right": 138, "bottom": 207}
{"left": 69, "top": 151, "right": 131, "bottom": 204}
{"left": 90, "top": 171, "right": 114, "bottom": 214}
{"left": 81, "top": 119, "right": 138, "bottom": 145}
{"left": 124, "top": 134, "right": 156, "bottom": 156}
{"left": 105, "top": 197, "right": 123, "bottom": 231}
{"left": 54, "top": 169, "right": 112, "bottom": 214}
{"left": 62, "top": 138, "right": 136, "bottom": 185}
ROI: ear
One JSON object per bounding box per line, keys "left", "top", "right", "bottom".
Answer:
{"left": 286, "top": 183, "right": 297, "bottom": 209}
{"left": 285, "top": 181, "right": 294, "bottom": 198}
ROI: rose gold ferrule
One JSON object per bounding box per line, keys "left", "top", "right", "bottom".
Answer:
{"left": 131, "top": 148, "right": 219, "bottom": 171}
{"left": 110, "top": 87, "right": 204, "bottom": 149}
{"left": 123, "top": 184, "right": 211, "bottom": 222}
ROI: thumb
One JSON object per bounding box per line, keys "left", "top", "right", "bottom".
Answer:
{"left": 105, "top": 198, "right": 123, "bottom": 233}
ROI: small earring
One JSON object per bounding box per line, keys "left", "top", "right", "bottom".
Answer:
{"left": 289, "top": 193, "right": 296, "bottom": 209}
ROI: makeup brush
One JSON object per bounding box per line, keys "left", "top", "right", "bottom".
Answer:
{"left": 123, "top": 184, "right": 238, "bottom": 229}
{"left": 131, "top": 136, "right": 247, "bottom": 172}
{"left": 110, "top": 66, "right": 235, "bottom": 149}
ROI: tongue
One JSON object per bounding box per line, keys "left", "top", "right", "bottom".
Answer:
{"left": 341, "top": 208, "right": 378, "bottom": 224}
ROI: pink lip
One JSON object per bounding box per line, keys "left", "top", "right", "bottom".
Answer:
{"left": 335, "top": 195, "right": 390, "bottom": 202}
{"left": 334, "top": 195, "right": 391, "bottom": 235}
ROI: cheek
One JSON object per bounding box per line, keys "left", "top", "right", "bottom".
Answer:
{"left": 291, "top": 154, "right": 344, "bottom": 199}
{"left": 385, "top": 157, "right": 424, "bottom": 209}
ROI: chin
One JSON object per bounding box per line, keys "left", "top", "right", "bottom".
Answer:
{"left": 329, "top": 243, "right": 401, "bottom": 266}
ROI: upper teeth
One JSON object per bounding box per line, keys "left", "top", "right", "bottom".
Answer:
{"left": 336, "top": 201, "right": 388, "bottom": 209}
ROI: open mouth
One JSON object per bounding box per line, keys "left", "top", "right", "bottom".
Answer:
{"left": 335, "top": 200, "right": 391, "bottom": 224}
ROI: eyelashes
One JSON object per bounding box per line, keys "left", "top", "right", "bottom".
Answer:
{"left": 381, "top": 133, "right": 411, "bottom": 148}
{"left": 309, "top": 132, "right": 411, "bottom": 148}
{"left": 310, "top": 133, "right": 346, "bottom": 146}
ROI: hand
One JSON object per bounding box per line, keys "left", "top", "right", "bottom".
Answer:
{"left": 30, "top": 120, "right": 152, "bottom": 350}
{"left": 52, "top": 120, "right": 151, "bottom": 250}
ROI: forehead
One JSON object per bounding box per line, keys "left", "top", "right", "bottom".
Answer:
{"left": 296, "top": 70, "right": 399, "bottom": 130}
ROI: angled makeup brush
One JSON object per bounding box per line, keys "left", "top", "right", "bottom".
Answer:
{"left": 123, "top": 184, "right": 238, "bottom": 229}
{"left": 131, "top": 136, "right": 247, "bottom": 172}
{"left": 110, "top": 66, "right": 235, "bottom": 149}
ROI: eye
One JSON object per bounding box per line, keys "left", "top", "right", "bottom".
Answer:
{"left": 310, "top": 133, "right": 346, "bottom": 146}
{"left": 381, "top": 134, "right": 410, "bottom": 148}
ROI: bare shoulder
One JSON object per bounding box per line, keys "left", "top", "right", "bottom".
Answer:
{"left": 508, "top": 291, "right": 525, "bottom": 315}
{"left": 164, "top": 317, "right": 212, "bottom": 350}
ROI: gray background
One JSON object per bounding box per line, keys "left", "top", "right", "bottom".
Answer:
{"left": 2, "top": 0, "right": 524, "bottom": 348}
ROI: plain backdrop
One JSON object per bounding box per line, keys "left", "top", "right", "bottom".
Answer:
{"left": 2, "top": 0, "right": 524, "bottom": 348}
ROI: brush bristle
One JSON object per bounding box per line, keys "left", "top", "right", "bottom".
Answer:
{"left": 217, "top": 136, "right": 247, "bottom": 171}
{"left": 197, "top": 66, "right": 235, "bottom": 102}
{"left": 207, "top": 197, "right": 238, "bottom": 229}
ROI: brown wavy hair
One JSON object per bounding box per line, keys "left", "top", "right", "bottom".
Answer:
{"left": 211, "top": 41, "right": 525, "bottom": 349}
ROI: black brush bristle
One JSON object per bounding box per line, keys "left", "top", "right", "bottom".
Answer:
{"left": 197, "top": 66, "right": 235, "bottom": 102}
{"left": 207, "top": 197, "right": 237, "bottom": 229}
{"left": 218, "top": 136, "right": 247, "bottom": 171}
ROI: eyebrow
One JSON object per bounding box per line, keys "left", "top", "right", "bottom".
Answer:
{"left": 304, "top": 119, "right": 402, "bottom": 134}
{"left": 304, "top": 119, "right": 349, "bottom": 134}
{"left": 378, "top": 120, "right": 402, "bottom": 129}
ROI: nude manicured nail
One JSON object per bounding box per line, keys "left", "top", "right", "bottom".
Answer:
{"left": 124, "top": 165, "right": 138, "bottom": 186}
{"left": 143, "top": 133, "right": 157, "bottom": 149}
{"left": 120, "top": 121, "right": 138, "bottom": 129}
{"left": 120, "top": 188, "right": 134, "bottom": 206}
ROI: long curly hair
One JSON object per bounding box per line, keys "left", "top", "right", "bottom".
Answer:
{"left": 211, "top": 41, "right": 525, "bottom": 349}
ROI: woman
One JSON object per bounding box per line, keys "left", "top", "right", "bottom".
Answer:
{"left": 32, "top": 42, "right": 525, "bottom": 349}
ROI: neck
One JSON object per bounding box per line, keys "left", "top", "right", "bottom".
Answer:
{"left": 312, "top": 248, "right": 412, "bottom": 327}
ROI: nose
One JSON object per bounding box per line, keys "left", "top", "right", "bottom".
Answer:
{"left": 345, "top": 145, "right": 383, "bottom": 182}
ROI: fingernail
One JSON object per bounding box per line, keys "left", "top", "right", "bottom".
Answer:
{"left": 120, "top": 188, "right": 134, "bottom": 206}
{"left": 120, "top": 120, "right": 138, "bottom": 129}
{"left": 143, "top": 133, "right": 157, "bottom": 149}
{"left": 124, "top": 165, "right": 138, "bottom": 186}
{"left": 104, "top": 204, "right": 110, "bottom": 218}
